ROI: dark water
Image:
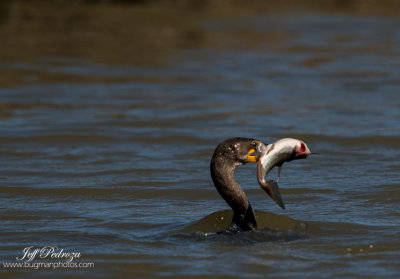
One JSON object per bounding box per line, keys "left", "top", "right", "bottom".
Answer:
{"left": 0, "top": 1, "right": 399, "bottom": 278}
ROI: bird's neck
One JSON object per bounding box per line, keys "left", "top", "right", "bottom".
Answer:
{"left": 210, "top": 159, "right": 257, "bottom": 230}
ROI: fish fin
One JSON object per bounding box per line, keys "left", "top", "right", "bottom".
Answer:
{"left": 267, "top": 180, "right": 285, "bottom": 209}
{"left": 276, "top": 165, "right": 282, "bottom": 183}
{"left": 258, "top": 179, "right": 285, "bottom": 210}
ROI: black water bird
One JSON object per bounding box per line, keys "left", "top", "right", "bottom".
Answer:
{"left": 210, "top": 137, "right": 311, "bottom": 231}
{"left": 210, "top": 137, "right": 261, "bottom": 231}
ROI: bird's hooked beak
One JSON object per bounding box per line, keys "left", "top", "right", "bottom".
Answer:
{"left": 247, "top": 140, "right": 262, "bottom": 162}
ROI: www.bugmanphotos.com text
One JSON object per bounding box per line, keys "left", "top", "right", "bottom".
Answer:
{"left": 3, "top": 261, "right": 94, "bottom": 269}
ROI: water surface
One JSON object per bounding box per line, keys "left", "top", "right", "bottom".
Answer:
{"left": 0, "top": 2, "right": 399, "bottom": 278}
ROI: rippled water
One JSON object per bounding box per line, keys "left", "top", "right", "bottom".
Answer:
{"left": 1, "top": 3, "right": 400, "bottom": 278}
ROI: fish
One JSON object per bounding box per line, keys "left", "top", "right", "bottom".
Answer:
{"left": 256, "top": 138, "right": 311, "bottom": 209}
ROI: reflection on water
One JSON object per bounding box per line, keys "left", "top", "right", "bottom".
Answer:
{"left": 0, "top": 1, "right": 400, "bottom": 278}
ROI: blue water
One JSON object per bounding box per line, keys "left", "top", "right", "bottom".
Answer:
{"left": 0, "top": 9, "right": 399, "bottom": 279}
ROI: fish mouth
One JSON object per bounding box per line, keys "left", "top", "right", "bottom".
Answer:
{"left": 295, "top": 143, "right": 312, "bottom": 159}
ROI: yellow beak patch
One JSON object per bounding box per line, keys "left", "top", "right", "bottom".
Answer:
{"left": 247, "top": 147, "right": 260, "bottom": 162}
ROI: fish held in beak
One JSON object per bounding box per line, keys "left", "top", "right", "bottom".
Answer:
{"left": 256, "top": 138, "right": 311, "bottom": 209}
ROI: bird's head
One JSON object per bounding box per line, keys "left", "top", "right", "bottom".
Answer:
{"left": 212, "top": 137, "right": 262, "bottom": 165}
